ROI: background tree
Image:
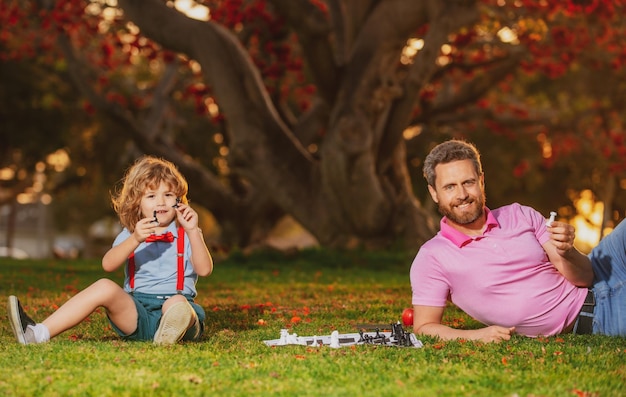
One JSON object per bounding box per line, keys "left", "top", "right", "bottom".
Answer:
{"left": 1, "top": 0, "right": 624, "bottom": 251}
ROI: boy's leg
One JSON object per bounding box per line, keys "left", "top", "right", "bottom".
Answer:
{"left": 182, "top": 302, "right": 205, "bottom": 342}
{"left": 42, "top": 278, "right": 137, "bottom": 338}
{"left": 154, "top": 295, "right": 196, "bottom": 345}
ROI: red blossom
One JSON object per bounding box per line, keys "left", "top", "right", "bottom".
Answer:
{"left": 82, "top": 101, "right": 95, "bottom": 115}
{"left": 513, "top": 160, "right": 529, "bottom": 178}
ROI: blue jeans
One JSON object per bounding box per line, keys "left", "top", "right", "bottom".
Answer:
{"left": 588, "top": 219, "right": 626, "bottom": 336}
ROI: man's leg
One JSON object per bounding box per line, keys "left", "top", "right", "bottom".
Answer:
{"left": 588, "top": 219, "right": 626, "bottom": 336}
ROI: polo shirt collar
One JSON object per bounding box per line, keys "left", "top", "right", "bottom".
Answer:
{"left": 439, "top": 207, "right": 499, "bottom": 247}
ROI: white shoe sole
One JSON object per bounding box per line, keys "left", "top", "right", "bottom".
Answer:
{"left": 153, "top": 302, "right": 194, "bottom": 345}
{"left": 184, "top": 316, "right": 201, "bottom": 341}
{"left": 7, "top": 296, "right": 27, "bottom": 345}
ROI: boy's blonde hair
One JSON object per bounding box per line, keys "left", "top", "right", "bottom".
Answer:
{"left": 111, "top": 156, "right": 188, "bottom": 231}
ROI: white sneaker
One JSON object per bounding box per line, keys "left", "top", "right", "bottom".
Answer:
{"left": 153, "top": 301, "right": 194, "bottom": 345}
{"left": 7, "top": 295, "right": 37, "bottom": 345}
{"left": 182, "top": 314, "right": 201, "bottom": 341}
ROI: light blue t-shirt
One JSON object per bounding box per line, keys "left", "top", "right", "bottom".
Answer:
{"left": 113, "top": 221, "right": 198, "bottom": 297}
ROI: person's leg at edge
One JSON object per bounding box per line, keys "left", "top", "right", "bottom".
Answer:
{"left": 588, "top": 219, "right": 626, "bottom": 336}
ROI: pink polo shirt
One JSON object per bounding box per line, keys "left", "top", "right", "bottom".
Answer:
{"left": 410, "top": 203, "right": 587, "bottom": 337}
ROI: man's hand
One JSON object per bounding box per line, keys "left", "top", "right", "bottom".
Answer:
{"left": 544, "top": 221, "right": 594, "bottom": 287}
{"left": 547, "top": 221, "right": 577, "bottom": 256}
{"left": 473, "top": 325, "right": 516, "bottom": 343}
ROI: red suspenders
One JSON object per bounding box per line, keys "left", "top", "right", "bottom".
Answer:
{"left": 127, "top": 226, "right": 185, "bottom": 293}
{"left": 176, "top": 226, "right": 185, "bottom": 291}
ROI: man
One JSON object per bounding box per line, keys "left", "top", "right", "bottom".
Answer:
{"left": 410, "top": 139, "right": 626, "bottom": 342}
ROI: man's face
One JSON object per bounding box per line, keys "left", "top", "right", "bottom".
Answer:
{"left": 428, "top": 159, "right": 485, "bottom": 225}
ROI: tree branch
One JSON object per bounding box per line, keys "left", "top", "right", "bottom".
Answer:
{"left": 378, "top": 0, "right": 479, "bottom": 169}
{"left": 56, "top": 34, "right": 236, "bottom": 212}
{"left": 425, "top": 48, "right": 525, "bottom": 119}
{"left": 117, "top": 0, "right": 318, "bottom": 218}
{"left": 270, "top": 0, "right": 339, "bottom": 103}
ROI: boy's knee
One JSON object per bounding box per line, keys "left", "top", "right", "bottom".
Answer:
{"left": 165, "top": 294, "right": 188, "bottom": 306}
{"left": 92, "top": 278, "right": 122, "bottom": 294}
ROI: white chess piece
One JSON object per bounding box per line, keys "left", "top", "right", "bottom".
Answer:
{"left": 278, "top": 329, "right": 289, "bottom": 345}
{"left": 546, "top": 211, "right": 557, "bottom": 227}
{"left": 330, "top": 330, "right": 340, "bottom": 348}
{"left": 286, "top": 332, "right": 299, "bottom": 344}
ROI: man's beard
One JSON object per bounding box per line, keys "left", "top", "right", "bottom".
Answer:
{"left": 438, "top": 194, "right": 485, "bottom": 225}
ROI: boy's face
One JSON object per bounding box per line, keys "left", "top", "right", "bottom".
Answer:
{"left": 140, "top": 181, "right": 178, "bottom": 226}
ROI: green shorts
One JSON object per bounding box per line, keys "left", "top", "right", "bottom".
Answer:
{"left": 109, "top": 292, "right": 205, "bottom": 342}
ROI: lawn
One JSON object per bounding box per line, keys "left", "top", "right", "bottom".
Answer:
{"left": 1, "top": 249, "right": 624, "bottom": 396}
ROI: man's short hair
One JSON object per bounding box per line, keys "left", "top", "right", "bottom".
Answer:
{"left": 423, "top": 139, "right": 483, "bottom": 187}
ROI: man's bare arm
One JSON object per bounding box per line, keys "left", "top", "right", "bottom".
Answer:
{"left": 413, "top": 305, "right": 515, "bottom": 343}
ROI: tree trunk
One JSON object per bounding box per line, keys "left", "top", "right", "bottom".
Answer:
{"left": 111, "top": 0, "right": 486, "bottom": 249}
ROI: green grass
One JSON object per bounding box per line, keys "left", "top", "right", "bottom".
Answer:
{"left": 1, "top": 249, "right": 624, "bottom": 396}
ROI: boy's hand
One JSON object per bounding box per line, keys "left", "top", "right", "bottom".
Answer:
{"left": 175, "top": 204, "right": 199, "bottom": 231}
{"left": 133, "top": 218, "right": 159, "bottom": 243}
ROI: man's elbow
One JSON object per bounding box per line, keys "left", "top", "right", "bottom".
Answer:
{"left": 576, "top": 272, "right": 594, "bottom": 288}
{"left": 413, "top": 321, "right": 435, "bottom": 336}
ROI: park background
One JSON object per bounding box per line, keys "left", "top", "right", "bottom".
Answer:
{"left": 2, "top": 0, "right": 626, "bottom": 259}
{"left": 1, "top": 2, "right": 625, "bottom": 396}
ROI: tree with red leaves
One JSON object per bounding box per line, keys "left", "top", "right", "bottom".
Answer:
{"left": 1, "top": 0, "right": 624, "bottom": 249}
